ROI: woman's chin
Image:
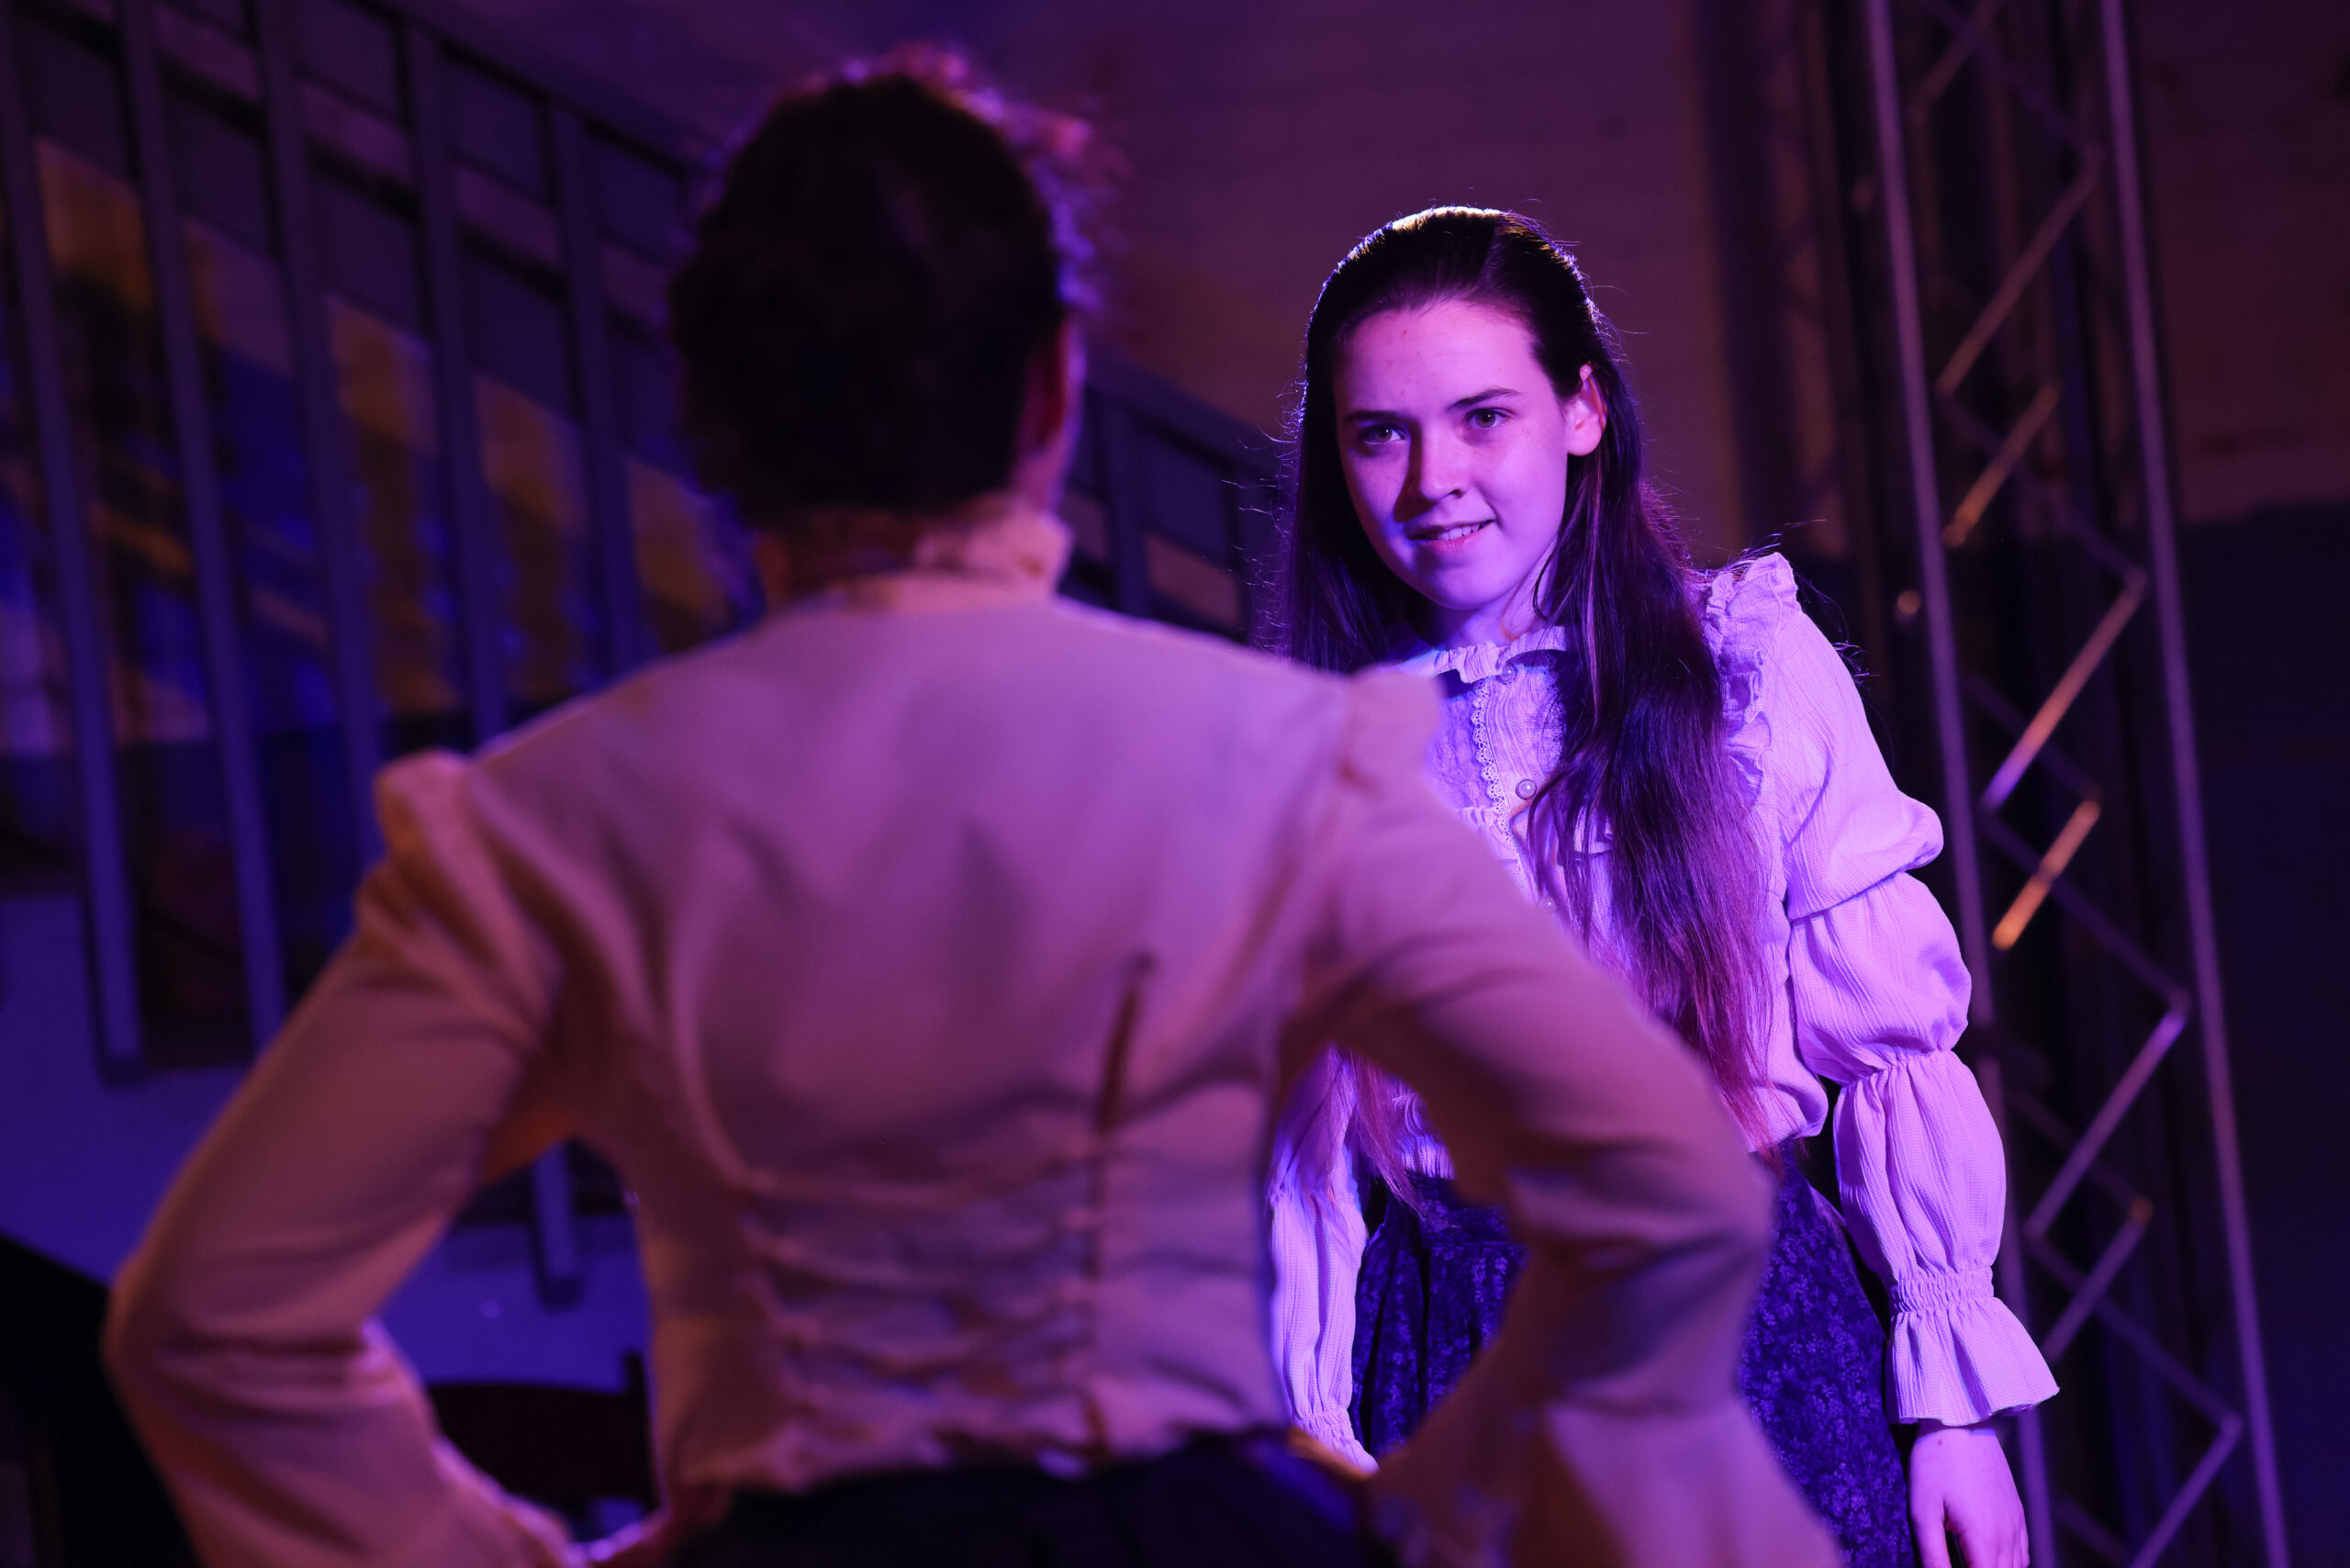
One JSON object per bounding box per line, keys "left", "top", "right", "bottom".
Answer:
{"left": 1422, "top": 566, "right": 1523, "bottom": 613}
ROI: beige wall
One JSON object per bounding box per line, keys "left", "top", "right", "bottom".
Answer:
{"left": 464, "top": 0, "right": 1762, "bottom": 557}
{"left": 2136, "top": 1, "right": 2350, "bottom": 523}
{"left": 461, "top": 0, "right": 2350, "bottom": 548}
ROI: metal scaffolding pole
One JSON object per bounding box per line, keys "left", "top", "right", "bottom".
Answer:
{"left": 1858, "top": 6, "right": 2055, "bottom": 1561}
{"left": 119, "top": 0, "right": 287, "bottom": 1047}
{"left": 1845, "top": 0, "right": 2286, "bottom": 1561}
{"left": 2095, "top": 1, "right": 2284, "bottom": 1555}
{"left": 0, "top": 0, "right": 143, "bottom": 1074}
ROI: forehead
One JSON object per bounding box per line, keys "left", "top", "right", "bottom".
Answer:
{"left": 1336, "top": 298, "right": 1546, "bottom": 407}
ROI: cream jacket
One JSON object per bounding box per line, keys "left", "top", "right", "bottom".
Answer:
{"left": 106, "top": 510, "right": 1834, "bottom": 1568}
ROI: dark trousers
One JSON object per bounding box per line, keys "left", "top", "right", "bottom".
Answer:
{"left": 677, "top": 1433, "right": 1394, "bottom": 1568}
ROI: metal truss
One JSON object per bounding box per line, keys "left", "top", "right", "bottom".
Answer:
{"left": 1847, "top": 0, "right": 2286, "bottom": 1562}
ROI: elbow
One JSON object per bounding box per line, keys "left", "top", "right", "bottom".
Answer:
{"left": 1616, "top": 1125, "right": 1777, "bottom": 1294}
{"left": 1715, "top": 1133, "right": 1776, "bottom": 1259}
{"left": 1719, "top": 1156, "right": 1776, "bottom": 1278}
{"left": 1503, "top": 1125, "right": 1774, "bottom": 1290}
{"left": 1615, "top": 1137, "right": 1778, "bottom": 1378}
{"left": 102, "top": 1243, "right": 196, "bottom": 1420}
{"left": 1693, "top": 1126, "right": 1778, "bottom": 1272}
{"left": 102, "top": 1256, "right": 162, "bottom": 1404}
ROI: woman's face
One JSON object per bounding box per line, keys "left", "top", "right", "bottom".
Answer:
{"left": 1332, "top": 297, "right": 1605, "bottom": 647}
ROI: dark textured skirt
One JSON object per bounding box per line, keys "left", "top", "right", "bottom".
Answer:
{"left": 1351, "top": 1157, "right": 1917, "bottom": 1568}
{"left": 676, "top": 1433, "right": 1394, "bottom": 1568}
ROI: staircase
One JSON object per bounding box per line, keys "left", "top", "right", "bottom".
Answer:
{"left": 0, "top": 0, "right": 1278, "bottom": 1554}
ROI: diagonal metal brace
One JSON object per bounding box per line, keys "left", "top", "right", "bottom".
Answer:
{"left": 1908, "top": 0, "right": 2016, "bottom": 118}
{"left": 1936, "top": 156, "right": 2106, "bottom": 396}
{"left": 2027, "top": 1001, "right": 2189, "bottom": 1238}
{"left": 1982, "top": 569, "right": 2145, "bottom": 810}
{"left": 1992, "top": 792, "right": 2100, "bottom": 951}
{"left": 1945, "top": 381, "right": 2062, "bottom": 547}
{"left": 2128, "top": 1420, "right": 2244, "bottom": 1568}
{"left": 2039, "top": 1193, "right": 2151, "bottom": 1360}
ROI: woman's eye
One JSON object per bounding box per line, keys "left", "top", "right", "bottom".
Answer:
{"left": 1467, "top": 408, "right": 1506, "bottom": 431}
{"left": 1357, "top": 424, "right": 1403, "bottom": 447}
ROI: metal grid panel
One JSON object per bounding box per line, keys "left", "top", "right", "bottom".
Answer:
{"left": 0, "top": 0, "right": 1276, "bottom": 1314}
{"left": 118, "top": 0, "right": 287, "bottom": 1045}
{"left": 1852, "top": 0, "right": 2285, "bottom": 1560}
{"left": 0, "top": 0, "right": 142, "bottom": 1071}
{"left": 253, "top": 0, "right": 380, "bottom": 864}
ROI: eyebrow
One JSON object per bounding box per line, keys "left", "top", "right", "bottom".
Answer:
{"left": 1341, "top": 386, "right": 1522, "bottom": 423}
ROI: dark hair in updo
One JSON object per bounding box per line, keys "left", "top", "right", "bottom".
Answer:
{"left": 666, "top": 49, "right": 1100, "bottom": 544}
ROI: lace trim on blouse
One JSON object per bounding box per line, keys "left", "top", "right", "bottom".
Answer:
{"left": 1702, "top": 554, "right": 1807, "bottom": 820}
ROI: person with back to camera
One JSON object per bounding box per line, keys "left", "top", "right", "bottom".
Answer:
{"left": 101, "top": 54, "right": 1837, "bottom": 1568}
{"left": 1264, "top": 207, "right": 2059, "bottom": 1568}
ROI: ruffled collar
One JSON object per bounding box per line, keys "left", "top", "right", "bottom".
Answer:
{"left": 1386, "top": 554, "right": 1803, "bottom": 821}
{"left": 1389, "top": 554, "right": 1803, "bottom": 689}
{"left": 1703, "top": 553, "right": 1801, "bottom": 816}
{"left": 1390, "top": 622, "right": 1574, "bottom": 685}
{"left": 772, "top": 499, "right": 1073, "bottom": 620}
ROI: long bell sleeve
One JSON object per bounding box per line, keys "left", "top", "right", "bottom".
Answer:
{"left": 1763, "top": 606, "right": 2059, "bottom": 1426}
{"left": 1265, "top": 1051, "right": 1376, "bottom": 1470}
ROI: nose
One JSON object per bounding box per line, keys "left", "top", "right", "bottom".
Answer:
{"left": 1403, "top": 429, "right": 1468, "bottom": 518}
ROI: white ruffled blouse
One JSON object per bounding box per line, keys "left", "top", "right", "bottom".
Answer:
{"left": 1269, "top": 554, "right": 2057, "bottom": 1469}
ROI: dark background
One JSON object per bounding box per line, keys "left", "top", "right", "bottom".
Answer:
{"left": 0, "top": 0, "right": 2341, "bottom": 1562}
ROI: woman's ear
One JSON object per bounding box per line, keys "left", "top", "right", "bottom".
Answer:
{"left": 1011, "top": 318, "right": 1087, "bottom": 510}
{"left": 1563, "top": 363, "right": 1607, "bottom": 457}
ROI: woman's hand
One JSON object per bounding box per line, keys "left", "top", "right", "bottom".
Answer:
{"left": 1909, "top": 1419, "right": 2028, "bottom": 1567}
{"left": 579, "top": 1484, "right": 731, "bottom": 1568}
{"left": 578, "top": 1512, "right": 672, "bottom": 1568}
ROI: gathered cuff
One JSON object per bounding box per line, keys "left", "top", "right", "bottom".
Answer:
{"left": 1886, "top": 1267, "right": 2059, "bottom": 1424}
{"left": 1293, "top": 1407, "right": 1377, "bottom": 1473}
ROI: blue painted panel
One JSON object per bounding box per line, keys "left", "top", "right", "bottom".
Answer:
{"left": 0, "top": 886, "right": 646, "bottom": 1395}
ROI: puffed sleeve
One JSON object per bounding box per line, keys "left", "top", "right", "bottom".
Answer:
{"left": 1764, "top": 609, "right": 2059, "bottom": 1425}
{"left": 104, "top": 754, "right": 586, "bottom": 1568}
{"left": 1298, "top": 670, "right": 1837, "bottom": 1568}
{"left": 1266, "top": 1049, "right": 1376, "bottom": 1470}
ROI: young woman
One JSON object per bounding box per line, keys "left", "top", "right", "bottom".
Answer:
{"left": 1267, "top": 208, "right": 2057, "bottom": 1568}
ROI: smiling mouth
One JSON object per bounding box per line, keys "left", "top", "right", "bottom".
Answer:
{"left": 1408, "top": 520, "right": 1493, "bottom": 546}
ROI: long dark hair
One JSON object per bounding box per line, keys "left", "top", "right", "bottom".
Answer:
{"left": 1279, "top": 207, "right": 1774, "bottom": 1164}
